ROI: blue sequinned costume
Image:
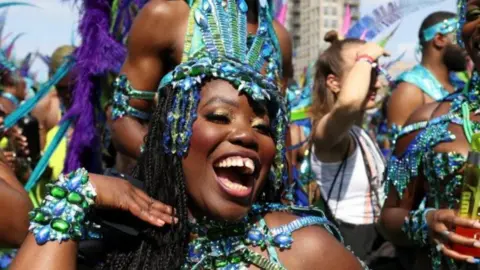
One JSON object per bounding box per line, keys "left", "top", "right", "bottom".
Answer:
{"left": 386, "top": 70, "right": 480, "bottom": 269}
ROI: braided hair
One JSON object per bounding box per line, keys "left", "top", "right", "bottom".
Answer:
{"left": 97, "top": 82, "right": 280, "bottom": 269}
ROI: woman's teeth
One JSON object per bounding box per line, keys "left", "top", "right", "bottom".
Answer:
{"left": 214, "top": 156, "right": 255, "bottom": 175}
{"left": 224, "top": 180, "right": 248, "bottom": 191}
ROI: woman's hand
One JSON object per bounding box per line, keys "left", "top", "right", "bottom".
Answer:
{"left": 88, "top": 174, "right": 177, "bottom": 227}
{"left": 427, "top": 209, "right": 480, "bottom": 264}
{"left": 7, "top": 126, "right": 29, "bottom": 156}
{"left": 3, "top": 151, "right": 16, "bottom": 170}
{"left": 357, "top": 42, "right": 389, "bottom": 61}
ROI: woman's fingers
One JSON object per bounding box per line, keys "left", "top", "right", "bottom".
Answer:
{"left": 131, "top": 191, "right": 177, "bottom": 224}
{"left": 436, "top": 240, "right": 480, "bottom": 264}
{"left": 126, "top": 196, "right": 165, "bottom": 227}
{"left": 149, "top": 209, "right": 178, "bottom": 225}
{"left": 434, "top": 229, "right": 480, "bottom": 248}
{"left": 133, "top": 188, "right": 175, "bottom": 215}
{"left": 437, "top": 211, "right": 480, "bottom": 229}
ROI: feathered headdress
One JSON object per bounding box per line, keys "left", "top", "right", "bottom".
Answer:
{"left": 346, "top": 0, "right": 448, "bottom": 41}
{"left": 156, "top": 0, "right": 287, "bottom": 190}
{"left": 62, "top": 0, "right": 146, "bottom": 172}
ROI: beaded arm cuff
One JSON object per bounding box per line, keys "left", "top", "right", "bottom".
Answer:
{"left": 111, "top": 75, "right": 156, "bottom": 120}
{"left": 29, "top": 168, "right": 100, "bottom": 245}
{"left": 402, "top": 208, "right": 436, "bottom": 246}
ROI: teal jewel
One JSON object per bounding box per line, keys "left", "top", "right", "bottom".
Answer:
{"left": 273, "top": 233, "right": 292, "bottom": 249}
{"left": 67, "top": 175, "right": 82, "bottom": 191}
{"left": 53, "top": 199, "right": 67, "bottom": 216}
{"left": 238, "top": 0, "right": 248, "bottom": 13}
{"left": 202, "top": 0, "right": 211, "bottom": 12}
{"left": 194, "top": 9, "right": 208, "bottom": 28}
{"left": 247, "top": 228, "right": 264, "bottom": 246}
{"left": 34, "top": 226, "right": 51, "bottom": 245}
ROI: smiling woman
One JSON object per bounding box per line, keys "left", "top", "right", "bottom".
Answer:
{"left": 10, "top": 1, "right": 365, "bottom": 269}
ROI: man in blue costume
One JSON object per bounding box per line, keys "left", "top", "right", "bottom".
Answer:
{"left": 387, "top": 11, "right": 466, "bottom": 134}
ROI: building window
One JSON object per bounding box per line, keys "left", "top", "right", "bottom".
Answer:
{"left": 331, "top": 20, "right": 338, "bottom": 29}
{"left": 332, "top": 7, "right": 337, "bottom": 15}
{"left": 324, "top": 7, "right": 329, "bottom": 15}
{"left": 324, "top": 19, "right": 329, "bottom": 28}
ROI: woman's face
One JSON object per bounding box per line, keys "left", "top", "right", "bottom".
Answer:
{"left": 464, "top": 1, "right": 480, "bottom": 71}
{"left": 338, "top": 44, "right": 381, "bottom": 110}
{"left": 182, "top": 80, "right": 276, "bottom": 221}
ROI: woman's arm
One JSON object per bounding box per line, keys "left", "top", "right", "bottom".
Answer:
{"left": 10, "top": 236, "right": 77, "bottom": 270}
{"left": 378, "top": 180, "right": 425, "bottom": 246}
{"left": 10, "top": 172, "right": 175, "bottom": 269}
{"left": 0, "top": 157, "right": 32, "bottom": 248}
{"left": 313, "top": 43, "right": 387, "bottom": 152}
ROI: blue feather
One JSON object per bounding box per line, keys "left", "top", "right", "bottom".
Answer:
{"left": 24, "top": 120, "right": 71, "bottom": 191}
{"left": 346, "top": 0, "right": 448, "bottom": 40}
{"left": 4, "top": 58, "right": 74, "bottom": 129}
{"left": 0, "top": 2, "right": 37, "bottom": 9}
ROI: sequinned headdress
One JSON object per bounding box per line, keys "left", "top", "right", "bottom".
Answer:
{"left": 154, "top": 0, "right": 287, "bottom": 190}
{"left": 422, "top": 17, "right": 458, "bottom": 42}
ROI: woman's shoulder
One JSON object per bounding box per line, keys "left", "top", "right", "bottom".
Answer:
{"left": 262, "top": 209, "right": 365, "bottom": 269}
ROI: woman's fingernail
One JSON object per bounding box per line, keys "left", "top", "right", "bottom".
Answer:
{"left": 157, "top": 219, "right": 165, "bottom": 226}
{"left": 174, "top": 217, "right": 179, "bottom": 224}
{"left": 474, "top": 221, "right": 480, "bottom": 229}
{"left": 467, "top": 257, "right": 480, "bottom": 264}
{"left": 474, "top": 241, "right": 480, "bottom": 248}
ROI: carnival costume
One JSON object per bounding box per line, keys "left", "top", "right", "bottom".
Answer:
{"left": 388, "top": 17, "right": 459, "bottom": 145}
{"left": 385, "top": 1, "right": 480, "bottom": 268}
{"left": 26, "top": 1, "right": 371, "bottom": 269}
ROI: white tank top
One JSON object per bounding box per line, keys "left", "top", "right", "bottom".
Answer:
{"left": 310, "top": 127, "right": 385, "bottom": 225}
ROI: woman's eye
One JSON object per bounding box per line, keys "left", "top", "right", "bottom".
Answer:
{"left": 206, "top": 113, "right": 231, "bottom": 124}
{"left": 253, "top": 124, "right": 272, "bottom": 136}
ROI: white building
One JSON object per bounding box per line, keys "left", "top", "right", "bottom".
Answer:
{"left": 286, "top": 0, "right": 361, "bottom": 80}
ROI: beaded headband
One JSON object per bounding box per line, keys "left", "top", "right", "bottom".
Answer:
{"left": 421, "top": 17, "right": 458, "bottom": 42}
{"left": 158, "top": 0, "right": 287, "bottom": 190}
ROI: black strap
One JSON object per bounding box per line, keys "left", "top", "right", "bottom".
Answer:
{"left": 326, "top": 137, "right": 351, "bottom": 216}
{"left": 355, "top": 132, "right": 381, "bottom": 221}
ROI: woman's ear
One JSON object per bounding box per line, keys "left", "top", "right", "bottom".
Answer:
{"left": 325, "top": 74, "right": 341, "bottom": 94}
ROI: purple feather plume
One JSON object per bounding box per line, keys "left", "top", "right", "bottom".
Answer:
{"left": 63, "top": 0, "right": 126, "bottom": 172}
{"left": 19, "top": 52, "right": 34, "bottom": 77}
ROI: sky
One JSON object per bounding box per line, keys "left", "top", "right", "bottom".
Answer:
{"left": 3, "top": 0, "right": 457, "bottom": 81}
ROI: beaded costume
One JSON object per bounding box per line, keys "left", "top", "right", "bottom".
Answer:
{"left": 26, "top": 1, "right": 368, "bottom": 269}
{"left": 385, "top": 1, "right": 478, "bottom": 267}
{"left": 388, "top": 17, "right": 459, "bottom": 144}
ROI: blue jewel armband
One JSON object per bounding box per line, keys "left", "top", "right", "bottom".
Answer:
{"left": 29, "top": 168, "right": 101, "bottom": 245}
{"left": 402, "top": 208, "right": 436, "bottom": 246}
{"left": 111, "top": 75, "right": 155, "bottom": 121}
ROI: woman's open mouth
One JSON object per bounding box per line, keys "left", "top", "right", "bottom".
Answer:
{"left": 213, "top": 155, "right": 257, "bottom": 198}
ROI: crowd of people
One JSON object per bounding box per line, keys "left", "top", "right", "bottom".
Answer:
{"left": 1, "top": 0, "right": 480, "bottom": 269}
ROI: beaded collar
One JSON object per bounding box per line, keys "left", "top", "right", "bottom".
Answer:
{"left": 183, "top": 203, "right": 341, "bottom": 270}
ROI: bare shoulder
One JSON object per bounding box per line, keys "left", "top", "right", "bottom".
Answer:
{"left": 264, "top": 211, "right": 363, "bottom": 270}
{"left": 387, "top": 82, "right": 424, "bottom": 127}
{"left": 130, "top": 0, "right": 189, "bottom": 45}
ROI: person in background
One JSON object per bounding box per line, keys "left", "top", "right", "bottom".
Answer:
{"left": 32, "top": 45, "right": 75, "bottom": 180}
{"left": 306, "top": 30, "right": 388, "bottom": 263}
{"left": 387, "top": 12, "right": 466, "bottom": 139}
